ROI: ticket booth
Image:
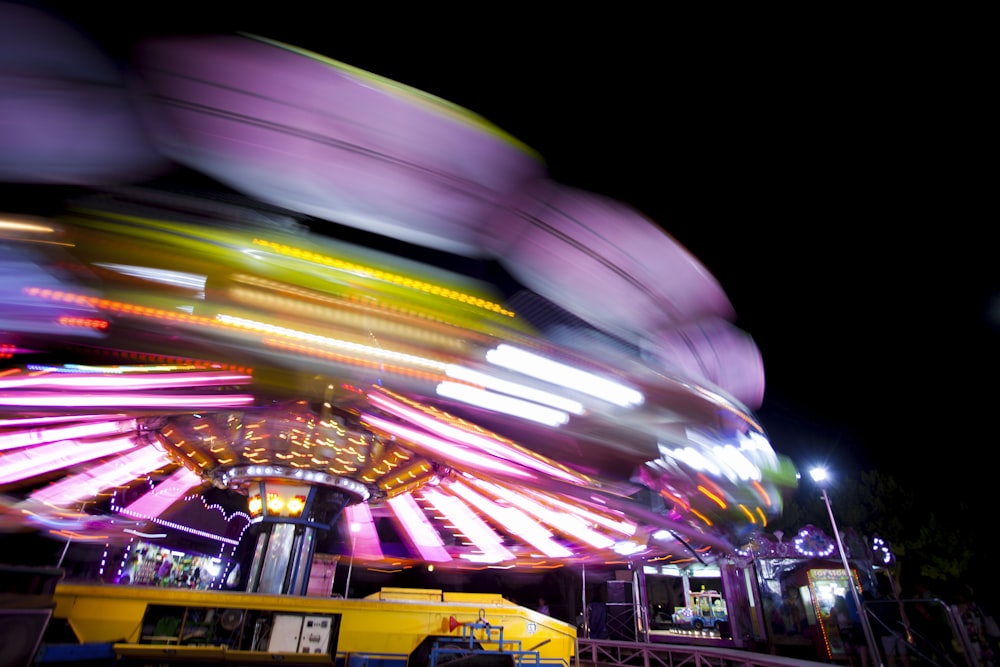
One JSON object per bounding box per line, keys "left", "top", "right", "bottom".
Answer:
{"left": 746, "top": 524, "right": 878, "bottom": 662}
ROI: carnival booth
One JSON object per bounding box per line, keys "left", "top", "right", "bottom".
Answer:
{"left": 117, "top": 539, "right": 230, "bottom": 590}
{"left": 744, "top": 524, "right": 880, "bottom": 661}
{"left": 589, "top": 554, "right": 761, "bottom": 650}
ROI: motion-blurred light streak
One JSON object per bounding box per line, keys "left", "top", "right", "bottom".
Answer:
{"left": 29, "top": 444, "right": 171, "bottom": 507}
{"left": 0, "top": 391, "right": 255, "bottom": 409}
{"left": 385, "top": 493, "right": 452, "bottom": 563}
{"left": 446, "top": 478, "right": 573, "bottom": 559}
{"left": 94, "top": 263, "right": 208, "bottom": 292}
{"left": 0, "top": 434, "right": 137, "bottom": 484}
{"left": 486, "top": 344, "right": 643, "bottom": 408}
{"left": 0, "top": 370, "right": 251, "bottom": 391}
{"left": 360, "top": 411, "right": 534, "bottom": 480}
{"left": 519, "top": 487, "right": 638, "bottom": 538}
{"left": 217, "top": 313, "right": 450, "bottom": 372}
{"left": 444, "top": 364, "right": 585, "bottom": 415}
{"left": 249, "top": 238, "right": 516, "bottom": 319}
{"left": 116, "top": 466, "right": 205, "bottom": 519}
{"left": 368, "top": 389, "right": 586, "bottom": 483}
{"left": 421, "top": 487, "right": 514, "bottom": 564}
{"left": 470, "top": 479, "right": 616, "bottom": 550}
{"left": 0, "top": 418, "right": 136, "bottom": 452}
{"left": 343, "top": 503, "right": 384, "bottom": 560}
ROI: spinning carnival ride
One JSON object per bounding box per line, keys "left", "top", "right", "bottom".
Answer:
{"left": 0, "top": 4, "right": 798, "bottom": 589}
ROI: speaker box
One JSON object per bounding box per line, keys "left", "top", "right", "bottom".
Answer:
{"left": 607, "top": 603, "right": 636, "bottom": 642}
{"left": 0, "top": 607, "right": 52, "bottom": 667}
{"left": 605, "top": 580, "right": 632, "bottom": 603}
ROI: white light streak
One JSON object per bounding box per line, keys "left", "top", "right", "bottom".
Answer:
{"left": 486, "top": 344, "right": 643, "bottom": 407}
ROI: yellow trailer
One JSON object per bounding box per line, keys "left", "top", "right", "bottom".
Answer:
{"left": 50, "top": 583, "right": 576, "bottom": 666}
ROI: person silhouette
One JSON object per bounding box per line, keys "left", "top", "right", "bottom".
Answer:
{"left": 869, "top": 581, "right": 912, "bottom": 667}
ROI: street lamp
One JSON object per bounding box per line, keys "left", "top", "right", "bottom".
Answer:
{"left": 809, "top": 467, "right": 883, "bottom": 667}
{"left": 344, "top": 521, "right": 360, "bottom": 598}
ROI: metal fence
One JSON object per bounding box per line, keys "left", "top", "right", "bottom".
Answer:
{"left": 575, "top": 638, "right": 829, "bottom": 667}
{"left": 576, "top": 596, "right": 992, "bottom": 667}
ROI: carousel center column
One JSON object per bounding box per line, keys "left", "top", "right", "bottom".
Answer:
{"left": 220, "top": 465, "right": 369, "bottom": 595}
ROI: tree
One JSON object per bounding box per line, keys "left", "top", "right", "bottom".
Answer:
{"left": 769, "top": 469, "right": 976, "bottom": 592}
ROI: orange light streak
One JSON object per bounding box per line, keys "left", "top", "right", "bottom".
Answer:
{"left": 751, "top": 480, "right": 772, "bottom": 506}
{"left": 696, "top": 485, "right": 727, "bottom": 509}
{"left": 57, "top": 316, "right": 108, "bottom": 330}
{"left": 688, "top": 508, "right": 713, "bottom": 526}
{"left": 756, "top": 506, "right": 768, "bottom": 526}
{"left": 737, "top": 504, "right": 757, "bottom": 524}
{"left": 695, "top": 473, "right": 725, "bottom": 500}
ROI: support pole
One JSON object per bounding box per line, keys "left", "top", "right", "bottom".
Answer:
{"left": 344, "top": 524, "right": 358, "bottom": 598}
{"left": 822, "top": 488, "right": 883, "bottom": 667}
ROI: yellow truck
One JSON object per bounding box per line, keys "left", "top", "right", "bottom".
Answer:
{"left": 44, "top": 583, "right": 576, "bottom": 666}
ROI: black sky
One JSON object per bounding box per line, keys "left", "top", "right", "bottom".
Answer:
{"left": 20, "top": 3, "right": 999, "bottom": 493}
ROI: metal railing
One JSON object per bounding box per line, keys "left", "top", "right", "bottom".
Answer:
{"left": 576, "top": 597, "right": 988, "bottom": 667}
{"left": 575, "top": 638, "right": 830, "bottom": 667}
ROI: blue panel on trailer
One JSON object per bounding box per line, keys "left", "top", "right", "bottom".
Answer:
{"left": 347, "top": 654, "right": 409, "bottom": 667}
{"left": 35, "top": 642, "right": 116, "bottom": 662}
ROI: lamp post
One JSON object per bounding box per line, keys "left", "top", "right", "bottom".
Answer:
{"left": 344, "top": 521, "right": 359, "bottom": 598}
{"left": 809, "top": 467, "right": 883, "bottom": 667}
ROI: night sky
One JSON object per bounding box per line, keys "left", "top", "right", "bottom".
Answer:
{"left": 12, "top": 3, "right": 998, "bottom": 531}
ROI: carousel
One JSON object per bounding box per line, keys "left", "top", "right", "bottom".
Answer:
{"left": 0, "top": 2, "right": 799, "bottom": 643}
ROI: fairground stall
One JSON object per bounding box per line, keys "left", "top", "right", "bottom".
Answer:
{"left": 744, "top": 524, "right": 878, "bottom": 661}
{"left": 739, "top": 524, "right": 988, "bottom": 667}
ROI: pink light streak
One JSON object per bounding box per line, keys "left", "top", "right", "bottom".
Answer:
{"left": 0, "top": 434, "right": 137, "bottom": 484}
{"left": 0, "top": 418, "right": 137, "bottom": 452}
{"left": 0, "top": 370, "right": 252, "bottom": 390}
{"left": 29, "top": 444, "right": 171, "bottom": 506}
{"left": 116, "top": 466, "right": 205, "bottom": 518}
{"left": 0, "top": 391, "right": 256, "bottom": 408}
{"left": 0, "top": 414, "right": 129, "bottom": 428}
{"left": 421, "top": 487, "right": 514, "bottom": 563}
{"left": 467, "top": 478, "right": 617, "bottom": 550}
{"left": 368, "top": 390, "right": 587, "bottom": 484}
{"left": 343, "top": 503, "right": 384, "bottom": 560}
{"left": 385, "top": 493, "right": 452, "bottom": 562}
{"left": 445, "top": 479, "right": 572, "bottom": 558}
{"left": 360, "top": 412, "right": 534, "bottom": 480}
{"left": 521, "top": 488, "right": 637, "bottom": 536}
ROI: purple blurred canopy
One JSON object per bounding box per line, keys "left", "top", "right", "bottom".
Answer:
{"left": 1, "top": 15, "right": 766, "bottom": 409}
{"left": 0, "top": 3, "right": 170, "bottom": 184}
